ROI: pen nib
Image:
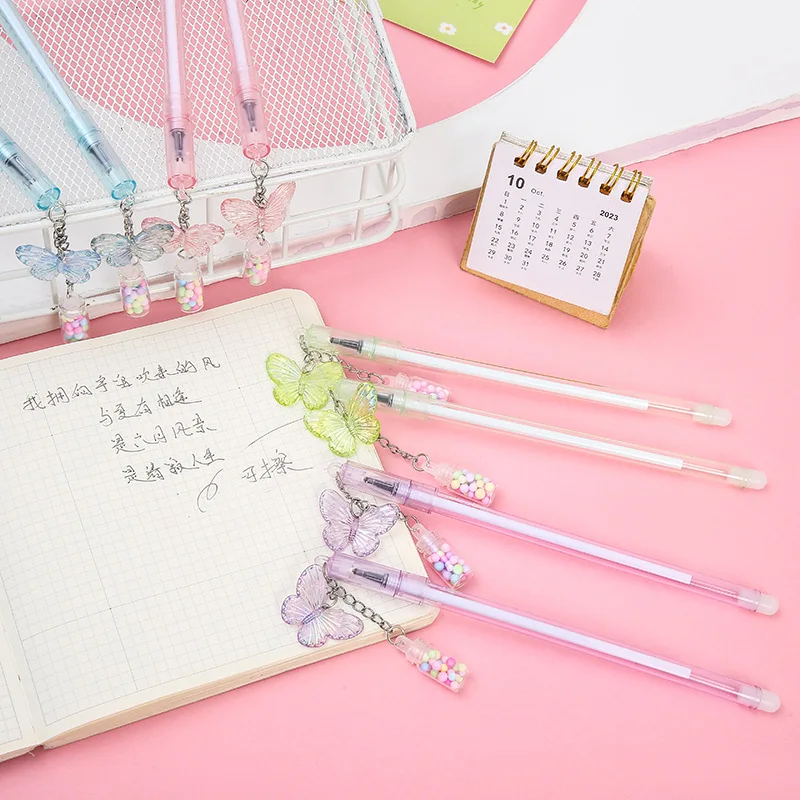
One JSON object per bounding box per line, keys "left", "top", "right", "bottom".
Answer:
{"left": 171, "top": 129, "right": 186, "bottom": 162}
{"left": 352, "top": 567, "right": 389, "bottom": 587}
{"left": 243, "top": 100, "right": 259, "bottom": 133}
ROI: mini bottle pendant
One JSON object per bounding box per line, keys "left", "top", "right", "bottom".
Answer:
{"left": 392, "top": 635, "right": 468, "bottom": 692}
{"left": 59, "top": 292, "right": 90, "bottom": 343}
{"left": 425, "top": 462, "right": 497, "bottom": 506}
{"left": 410, "top": 522, "right": 472, "bottom": 589}
{"left": 243, "top": 236, "right": 271, "bottom": 286}
{"left": 174, "top": 252, "right": 205, "bottom": 313}
{"left": 118, "top": 260, "right": 151, "bottom": 318}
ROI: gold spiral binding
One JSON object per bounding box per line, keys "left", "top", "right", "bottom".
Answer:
{"left": 600, "top": 164, "right": 624, "bottom": 195}
{"left": 621, "top": 169, "right": 643, "bottom": 203}
{"left": 535, "top": 145, "right": 560, "bottom": 174}
{"left": 578, "top": 157, "right": 601, "bottom": 188}
{"left": 557, "top": 151, "right": 582, "bottom": 181}
{"left": 514, "top": 140, "right": 538, "bottom": 168}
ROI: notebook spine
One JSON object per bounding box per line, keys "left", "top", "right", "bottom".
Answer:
{"left": 512, "top": 140, "right": 644, "bottom": 203}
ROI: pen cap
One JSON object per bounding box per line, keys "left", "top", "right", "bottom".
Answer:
{"left": 325, "top": 552, "right": 427, "bottom": 600}
{"left": 304, "top": 325, "right": 391, "bottom": 360}
{"left": 0, "top": 132, "right": 60, "bottom": 210}
{"left": 219, "top": 0, "right": 270, "bottom": 160}
{"left": 75, "top": 128, "right": 136, "bottom": 200}
{"left": 161, "top": 0, "right": 196, "bottom": 188}
{"left": 234, "top": 93, "right": 270, "bottom": 161}
{"left": 164, "top": 119, "right": 196, "bottom": 190}
{"left": 337, "top": 460, "right": 414, "bottom": 505}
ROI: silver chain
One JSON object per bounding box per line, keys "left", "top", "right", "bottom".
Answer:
{"left": 176, "top": 190, "right": 191, "bottom": 232}
{"left": 251, "top": 159, "right": 269, "bottom": 208}
{"left": 334, "top": 472, "right": 420, "bottom": 533}
{"left": 326, "top": 581, "right": 396, "bottom": 633}
{"left": 377, "top": 438, "right": 430, "bottom": 472}
{"left": 47, "top": 202, "right": 69, "bottom": 256}
{"left": 120, "top": 196, "right": 135, "bottom": 240}
{"left": 299, "top": 335, "right": 384, "bottom": 384}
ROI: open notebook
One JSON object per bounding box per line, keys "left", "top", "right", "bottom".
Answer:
{"left": 0, "top": 290, "right": 435, "bottom": 762}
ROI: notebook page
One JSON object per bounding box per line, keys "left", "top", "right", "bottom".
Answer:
{"left": 0, "top": 291, "right": 431, "bottom": 740}
{"left": 0, "top": 616, "right": 37, "bottom": 759}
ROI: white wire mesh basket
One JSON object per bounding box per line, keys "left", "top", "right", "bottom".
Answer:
{"left": 0, "top": 0, "right": 414, "bottom": 340}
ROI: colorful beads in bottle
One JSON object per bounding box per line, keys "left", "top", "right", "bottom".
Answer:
{"left": 411, "top": 522, "right": 472, "bottom": 589}
{"left": 425, "top": 462, "right": 496, "bottom": 507}
{"left": 59, "top": 293, "right": 89, "bottom": 343}
{"left": 393, "top": 635, "right": 468, "bottom": 693}
{"left": 175, "top": 254, "right": 204, "bottom": 314}
{"left": 118, "top": 261, "right": 151, "bottom": 317}
{"left": 243, "top": 237, "right": 271, "bottom": 286}
{"left": 450, "top": 469, "right": 495, "bottom": 506}
{"left": 392, "top": 372, "right": 450, "bottom": 401}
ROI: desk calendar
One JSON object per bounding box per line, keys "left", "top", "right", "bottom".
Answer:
{"left": 462, "top": 133, "right": 656, "bottom": 327}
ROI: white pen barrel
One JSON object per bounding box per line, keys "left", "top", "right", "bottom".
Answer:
{"left": 380, "top": 388, "right": 765, "bottom": 490}
{"left": 305, "top": 324, "right": 732, "bottom": 425}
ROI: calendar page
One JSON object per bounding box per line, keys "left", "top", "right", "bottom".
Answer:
{"left": 465, "top": 136, "right": 651, "bottom": 316}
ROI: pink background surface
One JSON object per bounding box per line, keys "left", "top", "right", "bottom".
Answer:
{"left": 2, "top": 4, "right": 799, "bottom": 798}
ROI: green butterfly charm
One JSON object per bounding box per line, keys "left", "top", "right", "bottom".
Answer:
{"left": 266, "top": 353, "right": 344, "bottom": 410}
{"left": 304, "top": 382, "right": 381, "bottom": 457}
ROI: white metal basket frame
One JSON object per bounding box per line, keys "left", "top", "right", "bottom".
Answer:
{"left": 0, "top": 0, "right": 415, "bottom": 338}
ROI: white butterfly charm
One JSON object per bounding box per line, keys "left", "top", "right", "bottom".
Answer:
{"left": 320, "top": 489, "right": 400, "bottom": 558}
{"left": 141, "top": 217, "right": 225, "bottom": 258}
{"left": 281, "top": 564, "right": 363, "bottom": 648}
{"left": 16, "top": 245, "right": 101, "bottom": 284}
{"left": 91, "top": 223, "right": 175, "bottom": 268}
{"left": 220, "top": 182, "right": 296, "bottom": 241}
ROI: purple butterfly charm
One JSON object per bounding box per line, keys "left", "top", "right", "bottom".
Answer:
{"left": 320, "top": 490, "right": 400, "bottom": 557}
{"left": 281, "top": 564, "right": 363, "bottom": 648}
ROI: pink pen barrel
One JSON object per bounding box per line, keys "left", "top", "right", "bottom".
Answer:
{"left": 325, "top": 553, "right": 780, "bottom": 713}
{"left": 336, "top": 461, "right": 778, "bottom": 615}
{"left": 219, "top": 0, "right": 270, "bottom": 161}
{"left": 417, "top": 583, "right": 779, "bottom": 712}
{"left": 161, "top": 0, "right": 196, "bottom": 189}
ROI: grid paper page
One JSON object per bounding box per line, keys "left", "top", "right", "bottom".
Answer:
{"left": 0, "top": 291, "right": 429, "bottom": 735}
{"left": 0, "top": 652, "right": 22, "bottom": 749}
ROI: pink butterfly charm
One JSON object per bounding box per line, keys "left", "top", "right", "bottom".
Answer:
{"left": 281, "top": 564, "right": 363, "bottom": 648}
{"left": 141, "top": 217, "right": 225, "bottom": 257}
{"left": 320, "top": 490, "right": 400, "bottom": 558}
{"left": 220, "top": 181, "right": 296, "bottom": 241}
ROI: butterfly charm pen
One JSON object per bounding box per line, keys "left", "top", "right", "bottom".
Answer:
{"left": 268, "top": 341, "right": 493, "bottom": 506}
{"left": 282, "top": 559, "right": 469, "bottom": 692}
{"left": 2, "top": 126, "right": 99, "bottom": 343}
{"left": 219, "top": 0, "right": 295, "bottom": 287}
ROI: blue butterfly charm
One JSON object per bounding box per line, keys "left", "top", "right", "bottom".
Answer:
{"left": 91, "top": 224, "right": 174, "bottom": 268}
{"left": 16, "top": 245, "right": 101, "bottom": 284}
